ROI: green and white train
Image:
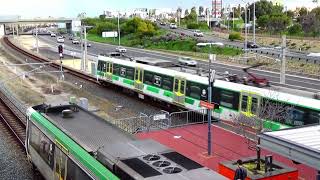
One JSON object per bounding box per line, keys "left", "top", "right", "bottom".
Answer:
{"left": 97, "top": 55, "right": 320, "bottom": 131}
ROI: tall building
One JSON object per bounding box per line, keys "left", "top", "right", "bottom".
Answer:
{"left": 212, "top": 0, "right": 222, "bottom": 18}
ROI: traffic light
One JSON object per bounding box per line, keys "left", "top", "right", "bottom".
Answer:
{"left": 58, "top": 45, "right": 63, "bottom": 53}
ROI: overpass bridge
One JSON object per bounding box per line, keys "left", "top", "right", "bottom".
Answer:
{"left": 0, "top": 16, "right": 81, "bottom": 36}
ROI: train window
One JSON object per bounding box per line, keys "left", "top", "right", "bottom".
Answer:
{"left": 120, "top": 67, "right": 126, "bottom": 77}
{"left": 220, "top": 90, "right": 234, "bottom": 108}
{"left": 153, "top": 75, "right": 162, "bottom": 87}
{"left": 307, "top": 111, "right": 320, "bottom": 125}
{"left": 144, "top": 71, "right": 153, "bottom": 85}
{"left": 174, "top": 79, "right": 179, "bottom": 92}
{"left": 67, "top": 158, "right": 92, "bottom": 180}
{"left": 251, "top": 97, "right": 258, "bottom": 114}
{"left": 97, "top": 61, "right": 106, "bottom": 72}
{"left": 30, "top": 124, "right": 54, "bottom": 169}
{"left": 287, "top": 108, "right": 305, "bottom": 126}
{"left": 241, "top": 95, "right": 248, "bottom": 112}
{"left": 162, "top": 76, "right": 173, "bottom": 91}
{"left": 113, "top": 64, "right": 120, "bottom": 76}
{"left": 186, "top": 81, "right": 207, "bottom": 100}
{"left": 126, "top": 67, "right": 134, "bottom": 80}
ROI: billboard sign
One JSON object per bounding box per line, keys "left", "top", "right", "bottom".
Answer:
{"left": 102, "top": 31, "right": 118, "bottom": 38}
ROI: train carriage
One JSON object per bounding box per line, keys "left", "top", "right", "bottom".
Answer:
{"left": 26, "top": 104, "right": 228, "bottom": 180}
{"left": 97, "top": 55, "right": 320, "bottom": 130}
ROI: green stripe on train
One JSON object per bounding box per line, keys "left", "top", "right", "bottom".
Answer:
{"left": 185, "top": 97, "right": 195, "bottom": 105}
{"left": 163, "top": 91, "right": 173, "bottom": 98}
{"left": 30, "top": 112, "right": 119, "bottom": 180}
{"left": 112, "top": 75, "right": 119, "bottom": 81}
{"left": 147, "top": 86, "right": 160, "bottom": 93}
{"left": 123, "top": 79, "right": 134, "bottom": 85}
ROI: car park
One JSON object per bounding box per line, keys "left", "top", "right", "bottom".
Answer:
{"left": 115, "top": 46, "right": 127, "bottom": 53}
{"left": 178, "top": 57, "right": 197, "bottom": 67}
{"left": 193, "top": 30, "right": 204, "bottom": 37}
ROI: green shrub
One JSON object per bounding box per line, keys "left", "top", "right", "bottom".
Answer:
{"left": 187, "top": 23, "right": 199, "bottom": 29}
{"left": 228, "top": 32, "right": 242, "bottom": 41}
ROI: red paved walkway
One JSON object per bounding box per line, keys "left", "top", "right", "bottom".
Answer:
{"left": 136, "top": 124, "right": 316, "bottom": 180}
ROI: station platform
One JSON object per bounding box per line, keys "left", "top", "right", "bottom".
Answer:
{"left": 136, "top": 124, "right": 317, "bottom": 180}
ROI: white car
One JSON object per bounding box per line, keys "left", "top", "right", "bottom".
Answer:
{"left": 115, "top": 46, "right": 127, "bottom": 53}
{"left": 72, "top": 39, "right": 80, "bottom": 44}
{"left": 193, "top": 30, "right": 203, "bottom": 37}
{"left": 50, "top": 33, "right": 56, "bottom": 37}
{"left": 178, "top": 57, "right": 197, "bottom": 67}
{"left": 56, "top": 37, "right": 64, "bottom": 43}
{"left": 169, "top": 23, "right": 177, "bottom": 29}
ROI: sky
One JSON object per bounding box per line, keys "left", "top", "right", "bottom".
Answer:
{"left": 0, "top": 0, "right": 318, "bottom": 18}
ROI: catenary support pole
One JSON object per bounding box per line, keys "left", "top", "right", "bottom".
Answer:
{"left": 280, "top": 35, "right": 286, "bottom": 84}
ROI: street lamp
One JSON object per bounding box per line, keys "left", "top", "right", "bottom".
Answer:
{"left": 253, "top": 0, "right": 256, "bottom": 44}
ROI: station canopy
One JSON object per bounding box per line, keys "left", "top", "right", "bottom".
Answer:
{"left": 259, "top": 125, "right": 320, "bottom": 170}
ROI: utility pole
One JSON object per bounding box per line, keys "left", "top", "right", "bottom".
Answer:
{"left": 118, "top": 11, "right": 121, "bottom": 46}
{"left": 84, "top": 26, "right": 88, "bottom": 72}
{"left": 35, "top": 25, "right": 39, "bottom": 53}
{"left": 244, "top": 4, "right": 248, "bottom": 57}
{"left": 253, "top": 0, "right": 256, "bottom": 44}
{"left": 80, "top": 26, "right": 84, "bottom": 71}
{"left": 207, "top": 48, "right": 216, "bottom": 156}
{"left": 280, "top": 35, "right": 286, "bottom": 84}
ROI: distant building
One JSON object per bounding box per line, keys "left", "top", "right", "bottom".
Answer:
{"left": 132, "top": 8, "right": 149, "bottom": 19}
{"left": 212, "top": 0, "right": 222, "bottom": 18}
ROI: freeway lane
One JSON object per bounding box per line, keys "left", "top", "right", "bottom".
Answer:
{"left": 160, "top": 25, "right": 320, "bottom": 63}
{"left": 38, "top": 35, "right": 320, "bottom": 92}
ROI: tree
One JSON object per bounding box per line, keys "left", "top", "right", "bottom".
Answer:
{"left": 99, "top": 14, "right": 106, "bottom": 20}
{"left": 285, "top": 10, "right": 295, "bottom": 19}
{"left": 199, "top": 6, "right": 204, "bottom": 16}
{"left": 299, "top": 7, "right": 308, "bottom": 16}
{"left": 191, "top": 7, "right": 196, "bottom": 14}
{"left": 185, "top": 9, "right": 189, "bottom": 16}
{"left": 257, "top": 15, "right": 269, "bottom": 29}
{"left": 232, "top": 91, "right": 292, "bottom": 171}
{"left": 287, "top": 23, "right": 303, "bottom": 35}
{"left": 267, "top": 14, "right": 291, "bottom": 33}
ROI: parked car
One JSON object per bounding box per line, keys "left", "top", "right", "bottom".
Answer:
{"left": 50, "top": 33, "right": 56, "bottom": 37}
{"left": 115, "top": 46, "right": 127, "bottom": 53}
{"left": 56, "top": 37, "right": 64, "bottom": 43}
{"left": 72, "top": 39, "right": 80, "bottom": 44}
{"left": 193, "top": 30, "right": 203, "bottom": 37}
{"left": 169, "top": 23, "right": 177, "bottom": 29}
{"left": 246, "top": 42, "right": 259, "bottom": 48}
{"left": 178, "top": 57, "right": 197, "bottom": 67}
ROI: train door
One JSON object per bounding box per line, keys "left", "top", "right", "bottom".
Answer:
{"left": 173, "top": 77, "right": 186, "bottom": 105}
{"left": 54, "top": 145, "right": 67, "bottom": 180}
{"left": 134, "top": 67, "right": 144, "bottom": 91}
{"left": 106, "top": 61, "right": 113, "bottom": 81}
{"left": 240, "top": 91, "right": 261, "bottom": 117}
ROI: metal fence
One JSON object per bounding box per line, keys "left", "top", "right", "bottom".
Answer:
{"left": 169, "top": 109, "right": 207, "bottom": 128}
{"left": 111, "top": 109, "right": 210, "bottom": 134}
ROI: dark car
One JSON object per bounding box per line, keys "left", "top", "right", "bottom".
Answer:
{"left": 160, "top": 22, "right": 166, "bottom": 26}
{"left": 246, "top": 42, "right": 259, "bottom": 48}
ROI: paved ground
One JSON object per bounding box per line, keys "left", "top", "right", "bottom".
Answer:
{"left": 136, "top": 124, "right": 316, "bottom": 180}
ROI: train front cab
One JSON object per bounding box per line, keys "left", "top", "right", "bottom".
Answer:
{"left": 26, "top": 118, "right": 95, "bottom": 180}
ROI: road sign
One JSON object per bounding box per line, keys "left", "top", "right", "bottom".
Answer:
{"left": 200, "top": 101, "right": 215, "bottom": 109}
{"left": 102, "top": 31, "right": 118, "bottom": 38}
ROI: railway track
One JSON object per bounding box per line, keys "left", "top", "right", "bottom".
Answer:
{"left": 3, "top": 36, "right": 99, "bottom": 84}
{"left": 0, "top": 90, "right": 26, "bottom": 147}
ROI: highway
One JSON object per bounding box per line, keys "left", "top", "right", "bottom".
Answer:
{"left": 160, "top": 25, "right": 320, "bottom": 63}
{"left": 38, "top": 35, "right": 320, "bottom": 92}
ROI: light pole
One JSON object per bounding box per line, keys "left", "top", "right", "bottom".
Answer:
{"left": 118, "top": 11, "right": 121, "bottom": 46}
{"left": 280, "top": 35, "right": 286, "bottom": 84}
{"left": 253, "top": 0, "right": 256, "bottom": 44}
{"left": 35, "top": 25, "right": 39, "bottom": 53}
{"left": 207, "top": 51, "right": 215, "bottom": 156}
